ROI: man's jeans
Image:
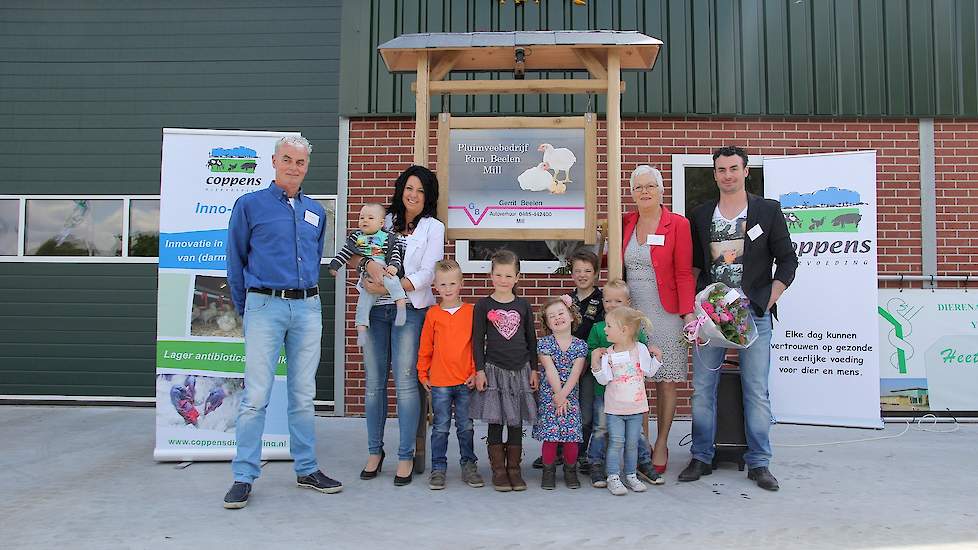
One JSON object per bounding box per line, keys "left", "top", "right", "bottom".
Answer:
{"left": 363, "top": 304, "right": 425, "bottom": 461}
{"left": 588, "top": 392, "right": 651, "bottom": 466}
{"left": 606, "top": 412, "right": 644, "bottom": 477}
{"left": 691, "top": 311, "right": 774, "bottom": 468}
{"left": 429, "top": 384, "right": 477, "bottom": 471}
{"left": 233, "top": 292, "right": 322, "bottom": 483}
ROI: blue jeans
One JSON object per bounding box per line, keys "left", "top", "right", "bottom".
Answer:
{"left": 588, "top": 393, "right": 651, "bottom": 466}
{"left": 691, "top": 311, "right": 774, "bottom": 468}
{"left": 354, "top": 269, "right": 407, "bottom": 328}
{"left": 232, "top": 291, "right": 322, "bottom": 483}
{"left": 429, "top": 384, "right": 477, "bottom": 471}
{"left": 363, "top": 304, "right": 426, "bottom": 461}
{"left": 606, "top": 412, "right": 643, "bottom": 477}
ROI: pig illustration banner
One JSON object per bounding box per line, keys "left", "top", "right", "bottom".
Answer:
{"left": 765, "top": 151, "right": 882, "bottom": 429}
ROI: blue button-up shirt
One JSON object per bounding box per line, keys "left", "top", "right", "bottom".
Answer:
{"left": 226, "top": 182, "right": 327, "bottom": 315}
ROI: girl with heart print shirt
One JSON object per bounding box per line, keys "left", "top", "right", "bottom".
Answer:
{"left": 470, "top": 250, "right": 539, "bottom": 492}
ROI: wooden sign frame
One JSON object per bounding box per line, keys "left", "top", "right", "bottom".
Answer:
{"left": 436, "top": 113, "right": 597, "bottom": 244}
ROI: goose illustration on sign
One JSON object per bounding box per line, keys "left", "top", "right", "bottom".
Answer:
{"left": 538, "top": 143, "right": 577, "bottom": 193}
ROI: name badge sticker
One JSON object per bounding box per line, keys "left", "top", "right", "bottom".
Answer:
{"left": 747, "top": 224, "right": 763, "bottom": 241}
{"left": 610, "top": 351, "right": 632, "bottom": 366}
{"left": 304, "top": 210, "right": 320, "bottom": 227}
{"left": 646, "top": 234, "right": 665, "bottom": 246}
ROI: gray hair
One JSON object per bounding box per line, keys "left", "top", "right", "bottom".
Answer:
{"left": 274, "top": 135, "right": 313, "bottom": 156}
{"left": 629, "top": 165, "right": 664, "bottom": 196}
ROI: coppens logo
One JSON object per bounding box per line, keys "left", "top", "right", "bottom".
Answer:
{"left": 204, "top": 146, "right": 262, "bottom": 190}
{"left": 780, "top": 186, "right": 872, "bottom": 262}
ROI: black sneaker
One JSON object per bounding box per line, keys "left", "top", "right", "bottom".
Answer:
{"left": 589, "top": 463, "right": 607, "bottom": 488}
{"left": 637, "top": 462, "right": 665, "bottom": 485}
{"left": 223, "top": 482, "right": 251, "bottom": 509}
{"left": 678, "top": 459, "right": 712, "bottom": 482}
{"left": 577, "top": 457, "right": 590, "bottom": 475}
{"left": 296, "top": 470, "right": 343, "bottom": 494}
{"left": 748, "top": 467, "right": 780, "bottom": 491}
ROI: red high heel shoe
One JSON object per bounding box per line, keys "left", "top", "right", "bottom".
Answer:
{"left": 653, "top": 448, "right": 669, "bottom": 474}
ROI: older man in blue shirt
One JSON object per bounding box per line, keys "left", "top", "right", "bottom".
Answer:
{"left": 223, "top": 135, "right": 341, "bottom": 509}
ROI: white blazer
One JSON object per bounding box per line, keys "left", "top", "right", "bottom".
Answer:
{"left": 385, "top": 214, "right": 445, "bottom": 309}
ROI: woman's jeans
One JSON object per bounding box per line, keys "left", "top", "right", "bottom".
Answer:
{"left": 588, "top": 393, "right": 651, "bottom": 466}
{"left": 232, "top": 292, "right": 321, "bottom": 483}
{"left": 606, "top": 412, "right": 644, "bottom": 477}
{"left": 691, "top": 311, "right": 774, "bottom": 469}
{"left": 363, "top": 304, "right": 426, "bottom": 461}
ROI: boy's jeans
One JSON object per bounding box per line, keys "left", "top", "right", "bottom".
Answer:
{"left": 354, "top": 260, "right": 407, "bottom": 327}
{"left": 606, "top": 412, "right": 644, "bottom": 477}
{"left": 691, "top": 311, "right": 774, "bottom": 468}
{"left": 430, "top": 384, "right": 477, "bottom": 471}
{"left": 588, "top": 393, "right": 651, "bottom": 466}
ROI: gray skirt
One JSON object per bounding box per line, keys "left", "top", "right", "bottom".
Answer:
{"left": 469, "top": 362, "right": 537, "bottom": 427}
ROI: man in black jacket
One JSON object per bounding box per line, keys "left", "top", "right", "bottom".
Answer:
{"left": 679, "top": 146, "right": 798, "bottom": 491}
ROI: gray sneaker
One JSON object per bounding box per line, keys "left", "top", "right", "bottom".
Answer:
{"left": 606, "top": 474, "right": 627, "bottom": 496}
{"left": 428, "top": 469, "right": 446, "bottom": 490}
{"left": 461, "top": 461, "right": 485, "bottom": 488}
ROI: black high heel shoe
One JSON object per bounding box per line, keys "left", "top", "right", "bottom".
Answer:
{"left": 360, "top": 451, "right": 385, "bottom": 480}
{"left": 393, "top": 460, "right": 413, "bottom": 486}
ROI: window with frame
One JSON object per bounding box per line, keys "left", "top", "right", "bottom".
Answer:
{"left": 670, "top": 154, "right": 764, "bottom": 215}
{"left": 25, "top": 199, "right": 123, "bottom": 257}
{"left": 0, "top": 199, "right": 18, "bottom": 256}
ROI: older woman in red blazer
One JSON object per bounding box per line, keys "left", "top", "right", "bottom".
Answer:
{"left": 621, "top": 165, "right": 696, "bottom": 474}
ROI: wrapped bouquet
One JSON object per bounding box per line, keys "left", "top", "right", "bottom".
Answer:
{"left": 682, "top": 283, "right": 757, "bottom": 349}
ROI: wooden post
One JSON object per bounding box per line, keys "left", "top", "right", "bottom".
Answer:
{"left": 414, "top": 52, "right": 430, "bottom": 167}
{"left": 606, "top": 51, "right": 623, "bottom": 280}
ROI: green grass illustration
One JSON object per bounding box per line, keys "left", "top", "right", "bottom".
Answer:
{"left": 784, "top": 207, "right": 861, "bottom": 233}
{"left": 208, "top": 158, "right": 258, "bottom": 174}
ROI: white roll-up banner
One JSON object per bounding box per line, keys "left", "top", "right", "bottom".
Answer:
{"left": 155, "top": 128, "right": 299, "bottom": 461}
{"left": 765, "top": 151, "right": 883, "bottom": 428}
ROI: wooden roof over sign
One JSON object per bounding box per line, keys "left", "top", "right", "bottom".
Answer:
{"left": 378, "top": 30, "right": 662, "bottom": 73}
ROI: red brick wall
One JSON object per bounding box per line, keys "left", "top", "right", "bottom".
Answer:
{"left": 344, "top": 116, "right": 952, "bottom": 416}
{"left": 935, "top": 120, "right": 978, "bottom": 275}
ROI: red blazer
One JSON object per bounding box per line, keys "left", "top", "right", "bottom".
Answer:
{"left": 622, "top": 208, "right": 695, "bottom": 316}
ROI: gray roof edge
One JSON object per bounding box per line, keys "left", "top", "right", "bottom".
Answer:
{"left": 378, "top": 30, "right": 661, "bottom": 51}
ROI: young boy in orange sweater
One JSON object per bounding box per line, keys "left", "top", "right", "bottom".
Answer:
{"left": 417, "top": 259, "right": 485, "bottom": 490}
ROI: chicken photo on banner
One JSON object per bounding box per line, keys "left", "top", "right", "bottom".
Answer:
{"left": 189, "top": 275, "right": 243, "bottom": 338}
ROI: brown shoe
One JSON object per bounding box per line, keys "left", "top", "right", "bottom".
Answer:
{"left": 487, "top": 444, "right": 512, "bottom": 492}
{"left": 505, "top": 444, "right": 527, "bottom": 491}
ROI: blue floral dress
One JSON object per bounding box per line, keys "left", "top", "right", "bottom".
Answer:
{"left": 532, "top": 335, "right": 588, "bottom": 443}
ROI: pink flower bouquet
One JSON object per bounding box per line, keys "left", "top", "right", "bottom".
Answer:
{"left": 682, "top": 283, "right": 757, "bottom": 349}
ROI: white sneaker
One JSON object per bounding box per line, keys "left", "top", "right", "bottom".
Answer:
{"left": 606, "top": 474, "right": 627, "bottom": 496}
{"left": 624, "top": 473, "right": 648, "bottom": 492}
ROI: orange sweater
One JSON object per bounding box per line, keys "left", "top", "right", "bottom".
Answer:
{"left": 417, "top": 302, "right": 476, "bottom": 386}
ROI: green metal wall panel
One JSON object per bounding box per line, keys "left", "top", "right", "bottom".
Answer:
{"left": 340, "top": 0, "right": 978, "bottom": 117}
{"left": 0, "top": 266, "right": 337, "bottom": 401}
{"left": 0, "top": 0, "right": 341, "bottom": 400}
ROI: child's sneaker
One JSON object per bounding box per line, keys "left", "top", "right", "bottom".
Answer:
{"left": 624, "top": 473, "right": 647, "bottom": 492}
{"left": 637, "top": 462, "right": 665, "bottom": 485}
{"left": 606, "top": 474, "right": 627, "bottom": 496}
{"left": 590, "top": 462, "right": 607, "bottom": 488}
{"left": 461, "top": 462, "right": 485, "bottom": 488}
{"left": 428, "top": 470, "right": 446, "bottom": 490}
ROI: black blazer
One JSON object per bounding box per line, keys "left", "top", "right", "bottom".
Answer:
{"left": 688, "top": 193, "right": 798, "bottom": 318}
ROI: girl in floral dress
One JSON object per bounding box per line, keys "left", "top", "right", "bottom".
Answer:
{"left": 532, "top": 295, "right": 588, "bottom": 490}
